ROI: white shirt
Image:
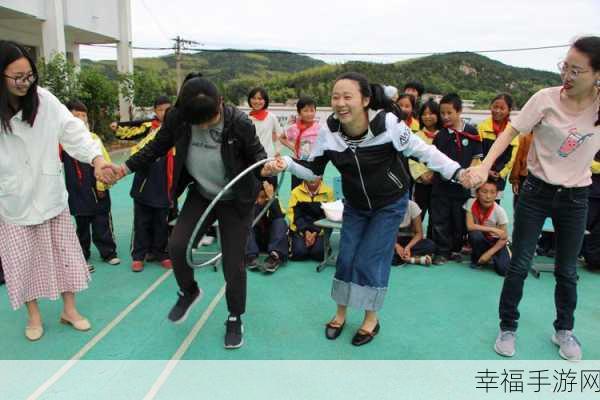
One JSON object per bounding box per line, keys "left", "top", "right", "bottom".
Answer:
{"left": 463, "top": 198, "right": 509, "bottom": 238}
{"left": 399, "top": 200, "right": 421, "bottom": 229}
{"left": 0, "top": 87, "right": 102, "bottom": 225}
{"left": 250, "top": 112, "right": 283, "bottom": 157}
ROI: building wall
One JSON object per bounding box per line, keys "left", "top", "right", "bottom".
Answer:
{"left": 63, "top": 0, "right": 119, "bottom": 40}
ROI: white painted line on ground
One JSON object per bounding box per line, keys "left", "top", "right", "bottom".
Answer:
{"left": 143, "top": 284, "right": 226, "bottom": 400}
{"left": 26, "top": 270, "right": 173, "bottom": 400}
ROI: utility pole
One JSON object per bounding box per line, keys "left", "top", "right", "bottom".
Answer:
{"left": 173, "top": 36, "right": 203, "bottom": 93}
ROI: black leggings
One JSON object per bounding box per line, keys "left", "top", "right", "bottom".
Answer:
{"left": 169, "top": 186, "right": 252, "bottom": 316}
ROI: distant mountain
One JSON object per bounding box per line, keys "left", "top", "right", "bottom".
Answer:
{"left": 232, "top": 52, "right": 561, "bottom": 109}
{"left": 81, "top": 51, "right": 561, "bottom": 109}
{"left": 80, "top": 50, "right": 326, "bottom": 95}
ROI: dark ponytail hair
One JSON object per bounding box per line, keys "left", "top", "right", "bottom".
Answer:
{"left": 176, "top": 77, "right": 221, "bottom": 125}
{"left": 572, "top": 36, "right": 600, "bottom": 126}
{"left": 0, "top": 41, "right": 39, "bottom": 133}
{"left": 334, "top": 72, "right": 406, "bottom": 121}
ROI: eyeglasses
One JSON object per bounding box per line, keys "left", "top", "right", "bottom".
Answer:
{"left": 3, "top": 73, "right": 37, "bottom": 86}
{"left": 557, "top": 61, "right": 590, "bottom": 80}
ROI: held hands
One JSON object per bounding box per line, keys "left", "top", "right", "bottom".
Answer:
{"left": 461, "top": 165, "right": 490, "bottom": 189}
{"left": 92, "top": 157, "right": 126, "bottom": 185}
{"left": 261, "top": 156, "right": 287, "bottom": 177}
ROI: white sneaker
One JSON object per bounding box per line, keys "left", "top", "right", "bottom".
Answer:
{"left": 107, "top": 257, "right": 121, "bottom": 265}
{"left": 494, "top": 330, "right": 516, "bottom": 357}
{"left": 552, "top": 330, "right": 582, "bottom": 361}
{"left": 199, "top": 235, "right": 215, "bottom": 246}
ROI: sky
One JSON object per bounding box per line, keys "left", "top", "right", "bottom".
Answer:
{"left": 79, "top": 0, "right": 600, "bottom": 73}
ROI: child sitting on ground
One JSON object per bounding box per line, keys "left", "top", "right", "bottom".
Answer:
{"left": 245, "top": 180, "right": 289, "bottom": 273}
{"left": 287, "top": 177, "right": 335, "bottom": 262}
{"left": 392, "top": 199, "right": 436, "bottom": 266}
{"left": 464, "top": 179, "right": 511, "bottom": 276}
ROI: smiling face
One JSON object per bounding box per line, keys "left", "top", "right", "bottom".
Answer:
{"left": 249, "top": 92, "right": 266, "bottom": 111}
{"left": 421, "top": 107, "right": 438, "bottom": 131}
{"left": 561, "top": 47, "right": 600, "bottom": 98}
{"left": 331, "top": 79, "right": 369, "bottom": 133}
{"left": 490, "top": 98, "right": 510, "bottom": 123}
{"left": 3, "top": 57, "right": 34, "bottom": 98}
{"left": 397, "top": 97, "right": 414, "bottom": 116}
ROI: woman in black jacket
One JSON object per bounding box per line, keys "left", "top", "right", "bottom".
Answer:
{"left": 121, "top": 77, "right": 275, "bottom": 349}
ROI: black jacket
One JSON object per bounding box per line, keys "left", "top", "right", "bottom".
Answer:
{"left": 125, "top": 105, "right": 267, "bottom": 215}
{"left": 293, "top": 112, "right": 414, "bottom": 210}
{"left": 62, "top": 151, "right": 111, "bottom": 216}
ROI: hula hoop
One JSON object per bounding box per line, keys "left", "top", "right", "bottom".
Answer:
{"left": 186, "top": 157, "right": 283, "bottom": 268}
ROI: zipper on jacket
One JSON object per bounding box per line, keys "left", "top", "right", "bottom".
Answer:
{"left": 91, "top": 188, "right": 98, "bottom": 203}
{"left": 387, "top": 170, "right": 404, "bottom": 191}
{"left": 139, "top": 178, "right": 147, "bottom": 193}
{"left": 352, "top": 149, "right": 372, "bottom": 209}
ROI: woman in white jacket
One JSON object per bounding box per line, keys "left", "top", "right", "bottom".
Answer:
{"left": 0, "top": 41, "right": 118, "bottom": 341}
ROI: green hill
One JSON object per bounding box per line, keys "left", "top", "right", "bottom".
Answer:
{"left": 80, "top": 50, "right": 326, "bottom": 97}
{"left": 238, "top": 52, "right": 561, "bottom": 109}
{"left": 81, "top": 51, "right": 561, "bottom": 109}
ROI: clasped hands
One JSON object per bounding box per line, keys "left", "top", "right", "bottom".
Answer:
{"left": 92, "top": 157, "right": 127, "bottom": 185}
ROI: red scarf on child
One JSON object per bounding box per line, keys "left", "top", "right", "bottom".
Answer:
{"left": 423, "top": 129, "right": 438, "bottom": 140}
{"left": 294, "top": 120, "right": 315, "bottom": 158}
{"left": 471, "top": 200, "right": 495, "bottom": 239}
{"left": 492, "top": 118, "right": 509, "bottom": 136}
{"left": 447, "top": 124, "right": 481, "bottom": 154}
{"left": 249, "top": 109, "right": 268, "bottom": 121}
{"left": 59, "top": 145, "right": 84, "bottom": 186}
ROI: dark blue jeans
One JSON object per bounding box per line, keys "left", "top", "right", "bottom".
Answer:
{"left": 499, "top": 174, "right": 588, "bottom": 332}
{"left": 246, "top": 217, "right": 289, "bottom": 261}
{"left": 468, "top": 231, "right": 510, "bottom": 276}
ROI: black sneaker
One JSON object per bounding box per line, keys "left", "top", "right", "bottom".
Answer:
{"left": 450, "top": 252, "right": 463, "bottom": 262}
{"left": 224, "top": 315, "right": 244, "bottom": 349}
{"left": 245, "top": 255, "right": 259, "bottom": 270}
{"left": 167, "top": 288, "right": 203, "bottom": 324}
{"left": 432, "top": 255, "right": 448, "bottom": 265}
{"left": 263, "top": 252, "right": 282, "bottom": 273}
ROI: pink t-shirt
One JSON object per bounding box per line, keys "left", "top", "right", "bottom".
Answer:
{"left": 512, "top": 87, "right": 600, "bottom": 187}
{"left": 285, "top": 121, "right": 320, "bottom": 160}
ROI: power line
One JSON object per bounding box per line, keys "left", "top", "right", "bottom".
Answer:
{"left": 140, "top": 0, "right": 172, "bottom": 42}
{"left": 79, "top": 43, "right": 570, "bottom": 56}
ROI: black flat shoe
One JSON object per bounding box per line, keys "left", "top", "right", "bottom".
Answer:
{"left": 351, "top": 322, "right": 380, "bottom": 346}
{"left": 325, "top": 320, "right": 345, "bottom": 340}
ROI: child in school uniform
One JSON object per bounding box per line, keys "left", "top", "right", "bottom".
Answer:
{"left": 392, "top": 199, "right": 436, "bottom": 266}
{"left": 464, "top": 179, "right": 511, "bottom": 276}
{"left": 245, "top": 180, "right": 289, "bottom": 273}
{"left": 280, "top": 96, "right": 321, "bottom": 190}
{"left": 430, "top": 93, "right": 483, "bottom": 264}
{"left": 127, "top": 96, "right": 174, "bottom": 272}
{"left": 396, "top": 93, "right": 420, "bottom": 133}
{"left": 409, "top": 99, "right": 443, "bottom": 224}
{"left": 478, "top": 94, "right": 520, "bottom": 202}
{"left": 287, "top": 177, "right": 335, "bottom": 262}
{"left": 63, "top": 100, "right": 119, "bottom": 270}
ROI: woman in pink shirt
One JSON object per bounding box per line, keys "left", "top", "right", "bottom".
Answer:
{"left": 467, "top": 36, "right": 600, "bottom": 361}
